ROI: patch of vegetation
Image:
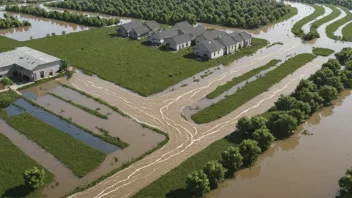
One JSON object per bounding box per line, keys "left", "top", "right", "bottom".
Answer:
{"left": 266, "top": 42, "right": 283, "bottom": 48}
{"left": 275, "top": 6, "right": 299, "bottom": 24}
{"left": 192, "top": 53, "right": 316, "bottom": 124}
{"left": 0, "top": 36, "right": 20, "bottom": 53}
{"left": 0, "top": 133, "right": 54, "bottom": 198}
{"left": 207, "top": 59, "right": 281, "bottom": 99}
{"left": 0, "top": 90, "right": 20, "bottom": 108}
{"left": 5, "top": 5, "right": 119, "bottom": 27}
{"left": 291, "top": 4, "right": 325, "bottom": 39}
{"left": 341, "top": 21, "right": 352, "bottom": 41}
{"left": 45, "top": 0, "right": 290, "bottom": 29}
{"left": 5, "top": 112, "right": 106, "bottom": 177}
{"left": 326, "top": 6, "right": 352, "bottom": 40}
{"left": 95, "top": 127, "right": 129, "bottom": 149}
{"left": 48, "top": 92, "right": 108, "bottom": 119}
{"left": 0, "top": 13, "right": 31, "bottom": 29}
{"left": 287, "top": 0, "right": 352, "bottom": 10}
{"left": 312, "top": 47, "right": 335, "bottom": 56}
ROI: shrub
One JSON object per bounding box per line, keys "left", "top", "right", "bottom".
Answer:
{"left": 24, "top": 167, "right": 46, "bottom": 189}
{"left": 239, "top": 139, "right": 261, "bottom": 166}
{"left": 186, "top": 170, "right": 210, "bottom": 197}
{"left": 203, "top": 160, "right": 227, "bottom": 187}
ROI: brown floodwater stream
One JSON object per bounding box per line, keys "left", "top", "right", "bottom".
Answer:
{"left": 207, "top": 90, "right": 352, "bottom": 198}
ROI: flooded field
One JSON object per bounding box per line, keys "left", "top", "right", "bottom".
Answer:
{"left": 207, "top": 90, "right": 352, "bottom": 198}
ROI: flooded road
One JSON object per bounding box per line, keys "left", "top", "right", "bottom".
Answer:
{"left": 207, "top": 90, "right": 352, "bottom": 198}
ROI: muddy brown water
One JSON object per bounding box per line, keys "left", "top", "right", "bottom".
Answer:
{"left": 207, "top": 90, "right": 352, "bottom": 198}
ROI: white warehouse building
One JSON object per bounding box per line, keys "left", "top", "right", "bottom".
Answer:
{"left": 0, "top": 47, "right": 61, "bottom": 82}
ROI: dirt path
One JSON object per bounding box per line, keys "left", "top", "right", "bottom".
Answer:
{"left": 67, "top": 3, "right": 351, "bottom": 198}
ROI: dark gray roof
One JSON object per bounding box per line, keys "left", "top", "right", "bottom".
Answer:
{"left": 167, "top": 34, "right": 191, "bottom": 45}
{"left": 181, "top": 26, "right": 207, "bottom": 38}
{"left": 154, "top": 27, "right": 179, "bottom": 39}
{"left": 174, "top": 21, "right": 192, "bottom": 30}
{"left": 145, "top": 20, "right": 160, "bottom": 31}
{"left": 119, "top": 21, "right": 143, "bottom": 32}
{"left": 228, "top": 32, "right": 244, "bottom": 42}
{"left": 239, "top": 31, "right": 252, "bottom": 40}
{"left": 194, "top": 40, "right": 224, "bottom": 53}
{"left": 132, "top": 25, "right": 150, "bottom": 35}
{"left": 215, "top": 34, "right": 237, "bottom": 47}
{"left": 195, "top": 30, "right": 226, "bottom": 43}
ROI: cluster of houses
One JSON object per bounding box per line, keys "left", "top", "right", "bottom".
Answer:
{"left": 117, "top": 21, "right": 252, "bottom": 60}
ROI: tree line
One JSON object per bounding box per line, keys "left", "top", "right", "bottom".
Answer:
{"left": 184, "top": 49, "right": 352, "bottom": 197}
{"left": 0, "top": 0, "right": 22, "bottom": 5}
{"left": 287, "top": 0, "right": 352, "bottom": 9}
{"left": 45, "top": 0, "right": 290, "bottom": 29}
{"left": 5, "top": 5, "right": 119, "bottom": 27}
{"left": 0, "top": 13, "right": 31, "bottom": 29}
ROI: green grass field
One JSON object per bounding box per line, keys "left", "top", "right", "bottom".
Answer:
{"left": 312, "top": 47, "right": 335, "bottom": 56}
{"left": 132, "top": 132, "right": 244, "bottom": 198}
{"left": 191, "top": 53, "right": 316, "bottom": 124}
{"left": 206, "top": 59, "right": 281, "bottom": 99}
{"left": 291, "top": 4, "right": 325, "bottom": 38}
{"left": 309, "top": 4, "right": 341, "bottom": 33}
{"left": 0, "top": 27, "right": 267, "bottom": 96}
{"left": 5, "top": 113, "right": 106, "bottom": 177}
{"left": 0, "top": 133, "right": 54, "bottom": 198}
{"left": 341, "top": 21, "right": 352, "bottom": 41}
{"left": 326, "top": 6, "right": 352, "bottom": 40}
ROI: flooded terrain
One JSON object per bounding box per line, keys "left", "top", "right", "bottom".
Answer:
{"left": 207, "top": 90, "right": 352, "bottom": 198}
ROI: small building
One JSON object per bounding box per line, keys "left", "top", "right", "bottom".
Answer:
{"left": 193, "top": 40, "right": 224, "bottom": 60}
{"left": 174, "top": 21, "right": 193, "bottom": 30}
{"left": 195, "top": 30, "right": 227, "bottom": 44}
{"left": 179, "top": 26, "right": 207, "bottom": 40}
{"left": 117, "top": 21, "right": 143, "bottom": 37}
{"left": 165, "top": 34, "right": 192, "bottom": 51}
{"left": 0, "top": 47, "right": 61, "bottom": 82}
{"left": 215, "top": 34, "right": 237, "bottom": 55}
{"left": 239, "top": 31, "right": 252, "bottom": 46}
{"left": 145, "top": 20, "right": 160, "bottom": 31}
{"left": 228, "top": 32, "right": 245, "bottom": 50}
{"left": 148, "top": 27, "right": 179, "bottom": 45}
{"left": 130, "top": 25, "right": 151, "bottom": 40}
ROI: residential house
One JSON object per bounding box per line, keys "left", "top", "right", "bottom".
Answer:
{"left": 179, "top": 26, "right": 207, "bottom": 40}
{"left": 239, "top": 31, "right": 252, "bottom": 46}
{"left": 117, "top": 21, "right": 143, "bottom": 37}
{"left": 130, "top": 25, "right": 151, "bottom": 40}
{"left": 148, "top": 27, "right": 179, "bottom": 45}
{"left": 228, "top": 32, "right": 245, "bottom": 50}
{"left": 0, "top": 47, "right": 61, "bottom": 81}
{"left": 145, "top": 20, "right": 160, "bottom": 31}
{"left": 165, "top": 34, "right": 192, "bottom": 51}
{"left": 195, "top": 30, "right": 227, "bottom": 44}
{"left": 215, "top": 34, "right": 237, "bottom": 55}
{"left": 193, "top": 40, "right": 224, "bottom": 60}
{"left": 174, "top": 21, "right": 193, "bottom": 30}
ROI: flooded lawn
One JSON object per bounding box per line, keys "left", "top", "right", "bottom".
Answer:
{"left": 0, "top": 11, "right": 90, "bottom": 41}
{"left": 207, "top": 90, "right": 352, "bottom": 198}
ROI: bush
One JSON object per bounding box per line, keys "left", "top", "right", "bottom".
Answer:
{"left": 267, "top": 112, "right": 297, "bottom": 139}
{"left": 239, "top": 139, "right": 261, "bottom": 166}
{"left": 338, "top": 168, "right": 352, "bottom": 195}
{"left": 203, "top": 160, "right": 227, "bottom": 187}
{"left": 24, "top": 167, "right": 46, "bottom": 189}
{"left": 1, "top": 76, "right": 13, "bottom": 86}
{"left": 251, "top": 128, "right": 274, "bottom": 151}
{"left": 335, "top": 48, "right": 352, "bottom": 65}
{"left": 221, "top": 146, "right": 243, "bottom": 173}
{"left": 186, "top": 170, "right": 210, "bottom": 197}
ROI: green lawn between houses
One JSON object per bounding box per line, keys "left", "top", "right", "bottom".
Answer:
{"left": 0, "top": 27, "right": 268, "bottom": 96}
{"left": 0, "top": 133, "right": 54, "bottom": 198}
{"left": 192, "top": 53, "right": 316, "bottom": 124}
{"left": 4, "top": 112, "right": 106, "bottom": 177}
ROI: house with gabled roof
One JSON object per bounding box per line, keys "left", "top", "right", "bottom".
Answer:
{"left": 228, "top": 32, "right": 245, "bottom": 50}
{"left": 195, "top": 30, "right": 227, "bottom": 44}
{"left": 131, "top": 25, "right": 151, "bottom": 40}
{"left": 174, "top": 21, "right": 193, "bottom": 30}
{"left": 239, "top": 31, "right": 252, "bottom": 46}
{"left": 148, "top": 27, "right": 180, "bottom": 45}
{"left": 165, "top": 34, "right": 192, "bottom": 51}
{"left": 215, "top": 34, "right": 237, "bottom": 55}
{"left": 145, "top": 20, "right": 160, "bottom": 31}
{"left": 179, "top": 26, "right": 207, "bottom": 40}
{"left": 193, "top": 40, "right": 224, "bottom": 60}
{"left": 117, "top": 21, "right": 143, "bottom": 37}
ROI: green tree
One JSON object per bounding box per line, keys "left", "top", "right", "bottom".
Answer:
{"left": 203, "top": 160, "right": 227, "bottom": 187}
{"left": 335, "top": 48, "right": 352, "bottom": 65}
{"left": 338, "top": 168, "right": 352, "bottom": 195}
{"left": 251, "top": 128, "right": 274, "bottom": 151}
{"left": 274, "top": 95, "right": 297, "bottom": 111}
{"left": 322, "top": 59, "right": 341, "bottom": 75}
{"left": 318, "top": 85, "right": 338, "bottom": 105}
{"left": 267, "top": 112, "right": 298, "bottom": 138}
{"left": 236, "top": 116, "right": 267, "bottom": 137}
{"left": 186, "top": 170, "right": 210, "bottom": 197}
{"left": 23, "top": 167, "right": 46, "bottom": 189}
{"left": 1, "top": 77, "right": 13, "bottom": 86}
{"left": 221, "top": 146, "right": 243, "bottom": 173}
{"left": 60, "top": 58, "right": 69, "bottom": 71}
{"left": 239, "top": 139, "right": 261, "bottom": 166}
{"left": 288, "top": 109, "right": 306, "bottom": 123}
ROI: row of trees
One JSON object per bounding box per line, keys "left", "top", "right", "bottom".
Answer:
{"left": 45, "top": 0, "right": 290, "bottom": 29}
{"left": 287, "top": 0, "right": 352, "bottom": 10}
{"left": 0, "top": 0, "right": 22, "bottom": 5}
{"left": 185, "top": 49, "right": 352, "bottom": 197}
{"left": 5, "top": 5, "right": 119, "bottom": 27}
{"left": 0, "top": 13, "right": 31, "bottom": 29}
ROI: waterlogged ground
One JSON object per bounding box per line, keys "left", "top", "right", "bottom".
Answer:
{"left": 207, "top": 90, "right": 352, "bottom": 198}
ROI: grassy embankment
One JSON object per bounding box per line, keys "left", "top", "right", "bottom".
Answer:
{"left": 307, "top": 4, "right": 341, "bottom": 37}
{"left": 0, "top": 27, "right": 267, "bottom": 96}
{"left": 341, "top": 21, "right": 352, "bottom": 41}
{"left": 326, "top": 6, "right": 352, "bottom": 40}
{"left": 312, "top": 47, "right": 335, "bottom": 56}
{"left": 291, "top": 4, "right": 325, "bottom": 38}
{"left": 5, "top": 112, "right": 106, "bottom": 177}
{"left": 207, "top": 59, "right": 281, "bottom": 99}
{"left": 192, "top": 53, "right": 316, "bottom": 124}
{"left": 0, "top": 133, "right": 54, "bottom": 198}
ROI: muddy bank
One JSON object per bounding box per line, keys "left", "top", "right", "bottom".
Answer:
{"left": 207, "top": 90, "right": 352, "bottom": 198}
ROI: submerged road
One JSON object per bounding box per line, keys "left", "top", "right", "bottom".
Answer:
{"left": 68, "top": 3, "right": 352, "bottom": 198}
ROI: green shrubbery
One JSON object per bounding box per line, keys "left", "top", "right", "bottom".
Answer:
{"left": 313, "top": 47, "right": 335, "bottom": 56}
{"left": 0, "top": 13, "right": 31, "bottom": 29}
